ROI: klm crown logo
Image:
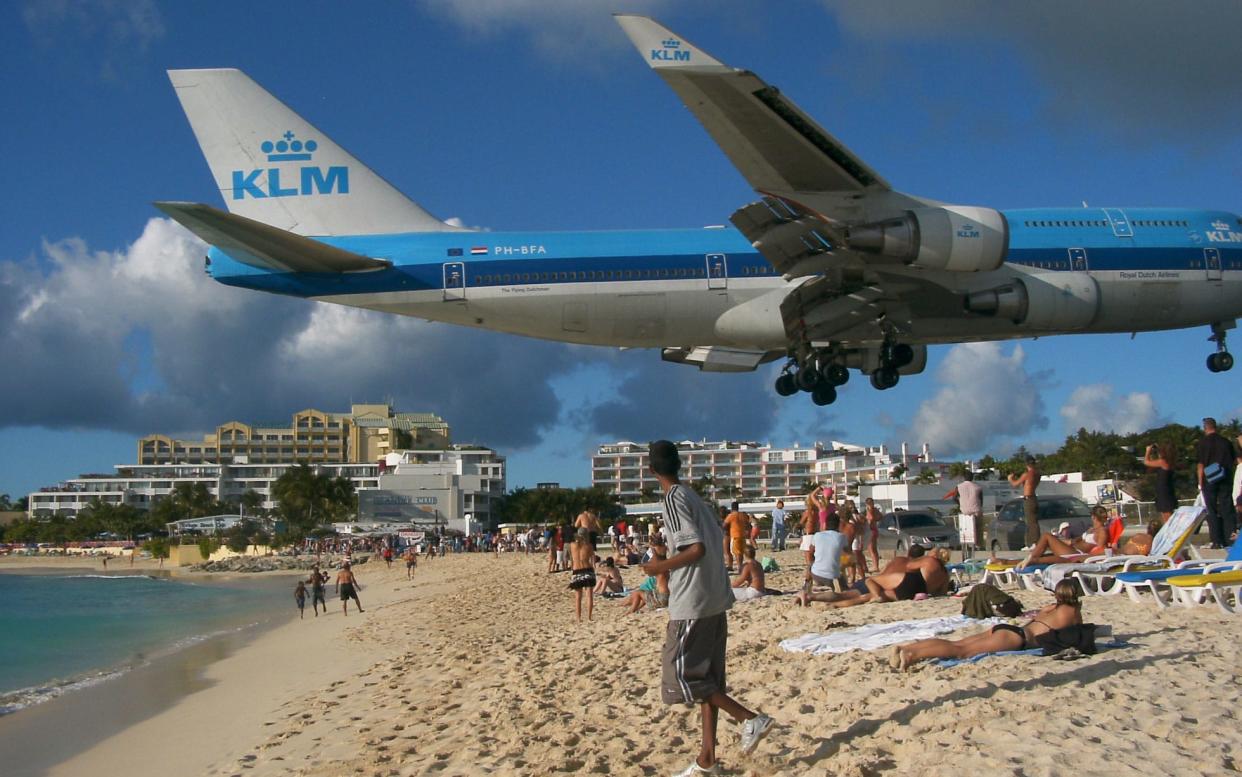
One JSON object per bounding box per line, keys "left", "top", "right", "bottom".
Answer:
{"left": 261, "top": 131, "right": 318, "bottom": 162}
{"left": 231, "top": 129, "right": 348, "bottom": 201}
{"left": 1212, "top": 219, "right": 1229, "bottom": 231}
{"left": 651, "top": 37, "right": 690, "bottom": 62}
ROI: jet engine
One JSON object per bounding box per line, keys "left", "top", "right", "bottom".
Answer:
{"left": 847, "top": 206, "right": 1008, "bottom": 272}
{"left": 964, "top": 273, "right": 1100, "bottom": 330}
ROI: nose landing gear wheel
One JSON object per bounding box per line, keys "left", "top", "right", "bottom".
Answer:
{"left": 775, "top": 373, "right": 798, "bottom": 396}
{"left": 811, "top": 385, "right": 837, "bottom": 406}
{"left": 1208, "top": 352, "right": 1234, "bottom": 373}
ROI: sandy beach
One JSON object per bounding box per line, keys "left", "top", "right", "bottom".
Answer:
{"left": 10, "top": 548, "right": 1240, "bottom": 776}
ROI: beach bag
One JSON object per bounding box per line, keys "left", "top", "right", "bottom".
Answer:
{"left": 1035, "top": 623, "right": 1098, "bottom": 656}
{"left": 1205, "top": 462, "right": 1227, "bottom": 484}
{"left": 760, "top": 556, "right": 780, "bottom": 573}
{"left": 960, "top": 583, "right": 1024, "bottom": 619}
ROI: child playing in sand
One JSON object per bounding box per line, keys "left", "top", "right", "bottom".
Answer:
{"left": 626, "top": 538, "right": 670, "bottom": 614}
{"left": 295, "top": 580, "right": 307, "bottom": 619}
{"left": 568, "top": 529, "right": 597, "bottom": 622}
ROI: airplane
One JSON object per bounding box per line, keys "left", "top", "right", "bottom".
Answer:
{"left": 157, "top": 15, "right": 1242, "bottom": 407}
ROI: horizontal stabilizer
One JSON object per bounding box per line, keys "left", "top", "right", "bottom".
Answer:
{"left": 155, "top": 201, "right": 391, "bottom": 273}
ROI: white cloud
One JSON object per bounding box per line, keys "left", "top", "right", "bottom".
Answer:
{"left": 1059, "top": 384, "right": 1160, "bottom": 435}
{"left": 907, "top": 342, "right": 1047, "bottom": 456}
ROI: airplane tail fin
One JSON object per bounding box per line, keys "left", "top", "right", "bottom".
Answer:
{"left": 167, "top": 69, "right": 462, "bottom": 236}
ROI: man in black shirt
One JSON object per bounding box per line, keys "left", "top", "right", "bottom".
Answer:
{"left": 1196, "top": 417, "right": 1238, "bottom": 548}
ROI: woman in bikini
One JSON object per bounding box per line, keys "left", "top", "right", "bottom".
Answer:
{"left": 891, "top": 579, "right": 1083, "bottom": 670}
{"left": 1017, "top": 506, "right": 1117, "bottom": 568}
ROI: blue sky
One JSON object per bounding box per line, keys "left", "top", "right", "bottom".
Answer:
{"left": 4, "top": 1, "right": 1242, "bottom": 501}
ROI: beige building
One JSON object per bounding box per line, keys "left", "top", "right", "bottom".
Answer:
{"left": 137, "top": 404, "right": 450, "bottom": 465}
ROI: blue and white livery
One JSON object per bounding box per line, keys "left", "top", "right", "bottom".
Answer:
{"left": 156, "top": 16, "right": 1242, "bottom": 405}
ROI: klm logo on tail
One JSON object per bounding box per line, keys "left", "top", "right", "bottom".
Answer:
{"left": 651, "top": 37, "right": 690, "bottom": 62}
{"left": 230, "top": 131, "right": 349, "bottom": 200}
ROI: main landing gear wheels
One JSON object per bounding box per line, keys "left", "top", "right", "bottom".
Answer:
{"left": 775, "top": 353, "right": 849, "bottom": 405}
{"left": 1207, "top": 321, "right": 1235, "bottom": 373}
{"left": 870, "top": 367, "right": 899, "bottom": 390}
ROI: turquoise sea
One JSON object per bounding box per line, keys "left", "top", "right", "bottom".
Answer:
{"left": 0, "top": 572, "right": 288, "bottom": 715}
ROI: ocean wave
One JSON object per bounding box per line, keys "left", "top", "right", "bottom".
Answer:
{"left": 0, "top": 622, "right": 258, "bottom": 717}
{"left": 60, "top": 574, "right": 165, "bottom": 581}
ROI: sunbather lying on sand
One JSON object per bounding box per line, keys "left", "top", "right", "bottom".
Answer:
{"left": 798, "top": 547, "right": 950, "bottom": 608}
{"left": 891, "top": 580, "right": 1083, "bottom": 670}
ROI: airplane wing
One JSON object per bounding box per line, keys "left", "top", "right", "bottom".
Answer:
{"left": 155, "top": 201, "right": 391, "bottom": 273}
{"left": 614, "top": 15, "right": 890, "bottom": 196}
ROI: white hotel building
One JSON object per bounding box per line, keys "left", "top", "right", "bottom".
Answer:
{"left": 29, "top": 446, "right": 506, "bottom": 532}
{"left": 591, "top": 440, "right": 938, "bottom": 502}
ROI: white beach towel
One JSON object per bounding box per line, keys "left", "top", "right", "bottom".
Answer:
{"left": 779, "top": 614, "right": 1003, "bottom": 655}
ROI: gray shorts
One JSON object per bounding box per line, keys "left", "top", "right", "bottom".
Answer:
{"left": 661, "top": 612, "right": 727, "bottom": 705}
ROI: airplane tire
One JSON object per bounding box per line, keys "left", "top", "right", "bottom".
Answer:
{"left": 889, "top": 343, "right": 915, "bottom": 368}
{"left": 1219, "top": 352, "right": 1235, "bottom": 372}
{"left": 870, "top": 367, "right": 899, "bottom": 390}
{"left": 823, "top": 364, "right": 850, "bottom": 386}
{"left": 811, "top": 385, "right": 837, "bottom": 406}
{"left": 796, "top": 364, "right": 820, "bottom": 391}
{"left": 775, "top": 374, "right": 798, "bottom": 396}
{"left": 1208, "top": 354, "right": 1223, "bottom": 373}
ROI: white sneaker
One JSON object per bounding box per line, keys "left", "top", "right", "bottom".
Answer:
{"left": 672, "top": 761, "right": 721, "bottom": 777}
{"left": 739, "top": 713, "right": 774, "bottom": 754}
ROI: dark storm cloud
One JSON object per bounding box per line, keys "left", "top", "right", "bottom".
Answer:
{"left": 585, "top": 355, "right": 783, "bottom": 443}
{"left": 824, "top": 1, "right": 1242, "bottom": 144}
{"left": 0, "top": 219, "right": 571, "bottom": 449}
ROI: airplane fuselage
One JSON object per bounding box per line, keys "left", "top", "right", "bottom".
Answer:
{"left": 209, "top": 206, "right": 1242, "bottom": 354}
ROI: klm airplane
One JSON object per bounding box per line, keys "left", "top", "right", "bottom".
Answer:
{"left": 157, "top": 16, "right": 1242, "bottom": 407}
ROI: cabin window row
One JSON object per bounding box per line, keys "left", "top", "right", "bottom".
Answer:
{"left": 1022, "top": 219, "right": 1189, "bottom": 228}
{"left": 470, "top": 267, "right": 711, "bottom": 285}
{"left": 1023, "top": 220, "right": 1108, "bottom": 228}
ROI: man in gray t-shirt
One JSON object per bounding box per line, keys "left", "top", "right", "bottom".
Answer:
{"left": 662, "top": 483, "right": 733, "bottom": 620}
{"left": 642, "top": 440, "right": 772, "bottom": 774}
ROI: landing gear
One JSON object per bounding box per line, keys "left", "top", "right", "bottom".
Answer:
{"left": 811, "top": 385, "right": 837, "bottom": 406}
{"left": 820, "top": 362, "right": 849, "bottom": 387}
{"left": 1208, "top": 352, "right": 1234, "bottom": 373}
{"left": 777, "top": 351, "right": 848, "bottom": 406}
{"left": 870, "top": 367, "right": 899, "bottom": 390}
{"left": 775, "top": 372, "right": 798, "bottom": 396}
{"left": 1208, "top": 321, "right": 1235, "bottom": 373}
{"left": 795, "top": 363, "right": 821, "bottom": 391}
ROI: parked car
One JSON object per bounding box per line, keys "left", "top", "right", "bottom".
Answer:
{"left": 987, "top": 495, "right": 1093, "bottom": 552}
{"left": 876, "top": 510, "right": 961, "bottom": 555}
